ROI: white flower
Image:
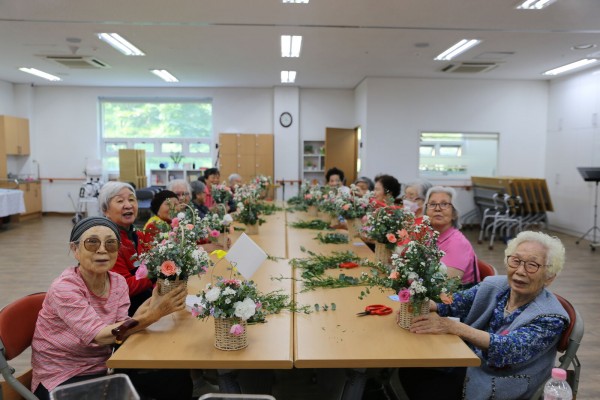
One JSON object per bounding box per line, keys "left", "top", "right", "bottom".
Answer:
{"left": 234, "top": 297, "right": 257, "bottom": 320}
{"left": 439, "top": 262, "right": 447, "bottom": 273}
{"left": 222, "top": 214, "right": 234, "bottom": 225}
{"left": 223, "top": 287, "right": 236, "bottom": 296}
{"left": 205, "top": 287, "right": 221, "bottom": 302}
{"left": 237, "top": 203, "right": 244, "bottom": 211}
{"left": 192, "top": 249, "right": 206, "bottom": 262}
{"left": 177, "top": 212, "right": 186, "bottom": 220}
{"left": 225, "top": 298, "right": 231, "bottom": 304}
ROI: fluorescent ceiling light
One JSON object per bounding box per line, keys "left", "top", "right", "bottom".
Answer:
{"left": 97, "top": 33, "right": 145, "bottom": 56}
{"left": 516, "top": 0, "right": 556, "bottom": 10}
{"left": 150, "top": 69, "right": 179, "bottom": 82}
{"left": 18, "top": 67, "right": 61, "bottom": 81}
{"left": 281, "top": 71, "right": 297, "bottom": 83}
{"left": 281, "top": 35, "right": 302, "bottom": 57}
{"left": 543, "top": 59, "right": 599, "bottom": 76}
{"left": 282, "top": 0, "right": 309, "bottom": 3}
{"left": 434, "top": 39, "right": 482, "bottom": 61}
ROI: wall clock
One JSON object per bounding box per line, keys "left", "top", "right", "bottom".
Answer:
{"left": 279, "top": 112, "right": 293, "bottom": 128}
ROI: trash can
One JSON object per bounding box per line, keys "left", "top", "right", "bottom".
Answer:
{"left": 49, "top": 374, "right": 139, "bottom": 400}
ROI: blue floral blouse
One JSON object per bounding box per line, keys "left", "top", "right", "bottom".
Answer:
{"left": 436, "top": 285, "right": 566, "bottom": 368}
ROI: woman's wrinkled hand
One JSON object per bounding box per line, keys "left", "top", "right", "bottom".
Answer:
{"left": 148, "top": 284, "right": 187, "bottom": 318}
{"left": 409, "top": 312, "right": 454, "bottom": 335}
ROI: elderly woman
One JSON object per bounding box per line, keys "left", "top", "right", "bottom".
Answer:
{"left": 143, "top": 189, "right": 179, "bottom": 238}
{"left": 402, "top": 231, "right": 569, "bottom": 400}
{"left": 190, "top": 180, "right": 210, "bottom": 218}
{"left": 373, "top": 174, "right": 401, "bottom": 205}
{"left": 166, "top": 179, "right": 192, "bottom": 211}
{"left": 402, "top": 179, "right": 432, "bottom": 223}
{"left": 98, "top": 181, "right": 152, "bottom": 315}
{"left": 425, "top": 186, "right": 479, "bottom": 286}
{"left": 354, "top": 176, "right": 375, "bottom": 195}
{"left": 31, "top": 217, "right": 191, "bottom": 400}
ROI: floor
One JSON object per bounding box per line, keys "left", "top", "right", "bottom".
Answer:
{"left": 1, "top": 216, "right": 598, "bottom": 399}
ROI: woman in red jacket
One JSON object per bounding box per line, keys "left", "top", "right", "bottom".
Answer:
{"left": 98, "top": 181, "right": 153, "bottom": 315}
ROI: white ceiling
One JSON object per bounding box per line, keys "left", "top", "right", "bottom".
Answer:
{"left": 1, "top": 0, "right": 600, "bottom": 88}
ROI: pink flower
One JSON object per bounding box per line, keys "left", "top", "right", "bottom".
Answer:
{"left": 342, "top": 204, "right": 351, "bottom": 210}
{"left": 255, "top": 301, "right": 262, "bottom": 310}
{"left": 230, "top": 324, "right": 244, "bottom": 336}
{"left": 398, "top": 289, "right": 411, "bottom": 303}
{"left": 161, "top": 260, "right": 177, "bottom": 276}
{"left": 191, "top": 306, "right": 203, "bottom": 318}
{"left": 186, "top": 224, "right": 194, "bottom": 230}
{"left": 171, "top": 218, "right": 180, "bottom": 228}
{"left": 386, "top": 233, "right": 397, "bottom": 243}
{"left": 361, "top": 215, "right": 369, "bottom": 223}
{"left": 304, "top": 194, "right": 313, "bottom": 199}
{"left": 210, "top": 229, "right": 220, "bottom": 238}
{"left": 388, "top": 271, "right": 400, "bottom": 280}
{"left": 135, "top": 264, "right": 148, "bottom": 280}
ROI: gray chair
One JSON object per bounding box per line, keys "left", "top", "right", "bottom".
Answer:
{"left": 529, "top": 294, "right": 584, "bottom": 400}
{"left": 0, "top": 292, "right": 46, "bottom": 400}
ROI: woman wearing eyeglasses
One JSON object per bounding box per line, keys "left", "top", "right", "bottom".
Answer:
{"left": 424, "top": 186, "right": 479, "bottom": 287}
{"left": 401, "top": 231, "right": 569, "bottom": 400}
{"left": 99, "top": 181, "right": 153, "bottom": 315}
{"left": 31, "top": 217, "right": 191, "bottom": 400}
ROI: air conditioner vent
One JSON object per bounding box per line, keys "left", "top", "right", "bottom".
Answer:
{"left": 42, "top": 55, "right": 110, "bottom": 69}
{"left": 441, "top": 62, "right": 498, "bottom": 73}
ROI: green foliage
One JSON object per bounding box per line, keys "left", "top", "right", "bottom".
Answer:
{"left": 315, "top": 232, "right": 349, "bottom": 244}
{"left": 289, "top": 219, "right": 331, "bottom": 230}
{"left": 290, "top": 249, "right": 360, "bottom": 279}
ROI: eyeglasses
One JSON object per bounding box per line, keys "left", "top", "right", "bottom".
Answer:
{"left": 174, "top": 192, "right": 190, "bottom": 198}
{"left": 79, "top": 238, "right": 120, "bottom": 253}
{"left": 426, "top": 202, "right": 452, "bottom": 210}
{"left": 506, "top": 255, "right": 548, "bottom": 274}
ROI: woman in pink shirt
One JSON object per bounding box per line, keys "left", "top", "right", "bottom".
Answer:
{"left": 31, "top": 217, "right": 191, "bottom": 400}
{"left": 424, "top": 186, "right": 480, "bottom": 287}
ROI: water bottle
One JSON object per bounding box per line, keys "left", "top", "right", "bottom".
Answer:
{"left": 543, "top": 368, "right": 572, "bottom": 400}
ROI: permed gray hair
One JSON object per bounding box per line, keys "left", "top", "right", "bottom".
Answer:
{"left": 424, "top": 186, "right": 460, "bottom": 228}
{"left": 98, "top": 181, "right": 136, "bottom": 213}
{"left": 166, "top": 179, "right": 192, "bottom": 195}
{"left": 405, "top": 179, "right": 433, "bottom": 200}
{"left": 504, "top": 231, "right": 566, "bottom": 277}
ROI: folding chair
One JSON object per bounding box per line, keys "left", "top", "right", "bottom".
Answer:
{"left": 529, "top": 294, "right": 584, "bottom": 400}
{"left": 0, "top": 292, "right": 46, "bottom": 400}
{"left": 477, "top": 259, "right": 498, "bottom": 280}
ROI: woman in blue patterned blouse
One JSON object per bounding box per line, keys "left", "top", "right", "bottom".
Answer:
{"left": 399, "top": 231, "right": 569, "bottom": 400}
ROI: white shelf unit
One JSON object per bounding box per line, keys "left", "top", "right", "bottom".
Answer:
{"left": 302, "top": 140, "right": 325, "bottom": 184}
{"left": 149, "top": 169, "right": 202, "bottom": 186}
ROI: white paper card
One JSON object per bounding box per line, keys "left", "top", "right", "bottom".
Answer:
{"left": 225, "top": 232, "right": 268, "bottom": 279}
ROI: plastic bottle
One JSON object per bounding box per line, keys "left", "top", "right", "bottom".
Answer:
{"left": 543, "top": 368, "right": 572, "bottom": 400}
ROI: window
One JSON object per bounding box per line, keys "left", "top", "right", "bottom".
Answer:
{"left": 419, "top": 132, "right": 498, "bottom": 179}
{"left": 100, "top": 99, "right": 213, "bottom": 173}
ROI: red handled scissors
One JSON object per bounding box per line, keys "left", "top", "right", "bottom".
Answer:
{"left": 356, "top": 304, "right": 393, "bottom": 316}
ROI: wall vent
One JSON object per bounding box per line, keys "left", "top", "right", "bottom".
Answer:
{"left": 441, "top": 62, "right": 498, "bottom": 73}
{"left": 43, "top": 55, "right": 110, "bottom": 69}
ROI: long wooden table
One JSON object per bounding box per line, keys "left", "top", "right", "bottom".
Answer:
{"left": 287, "top": 212, "right": 480, "bottom": 369}
{"left": 108, "top": 207, "right": 479, "bottom": 370}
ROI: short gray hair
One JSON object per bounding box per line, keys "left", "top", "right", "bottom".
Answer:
{"left": 166, "top": 179, "right": 192, "bottom": 194}
{"left": 190, "top": 180, "right": 206, "bottom": 197}
{"left": 405, "top": 179, "right": 433, "bottom": 199}
{"left": 228, "top": 173, "right": 242, "bottom": 185}
{"left": 98, "top": 181, "right": 135, "bottom": 213}
{"left": 424, "top": 186, "right": 460, "bottom": 228}
{"left": 504, "top": 231, "right": 566, "bottom": 277}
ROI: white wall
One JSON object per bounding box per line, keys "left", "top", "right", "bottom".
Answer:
{"left": 546, "top": 67, "right": 600, "bottom": 238}
{"left": 299, "top": 89, "right": 355, "bottom": 141}
{"left": 0, "top": 80, "right": 15, "bottom": 115}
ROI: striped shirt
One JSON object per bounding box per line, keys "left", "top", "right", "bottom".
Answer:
{"left": 31, "top": 267, "right": 130, "bottom": 392}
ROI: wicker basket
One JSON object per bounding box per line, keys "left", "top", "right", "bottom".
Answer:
{"left": 307, "top": 205, "right": 318, "bottom": 217}
{"left": 396, "top": 298, "right": 430, "bottom": 329}
{"left": 374, "top": 243, "right": 392, "bottom": 265}
{"left": 157, "top": 277, "right": 188, "bottom": 295}
{"left": 245, "top": 224, "right": 259, "bottom": 235}
{"left": 214, "top": 318, "right": 248, "bottom": 351}
{"left": 346, "top": 218, "right": 361, "bottom": 239}
{"left": 217, "top": 232, "right": 229, "bottom": 249}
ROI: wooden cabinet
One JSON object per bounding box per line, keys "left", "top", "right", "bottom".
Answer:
{"left": 20, "top": 182, "right": 42, "bottom": 218}
{"left": 218, "top": 134, "right": 274, "bottom": 184}
{"left": 1, "top": 115, "right": 30, "bottom": 156}
{"left": 119, "top": 149, "right": 147, "bottom": 188}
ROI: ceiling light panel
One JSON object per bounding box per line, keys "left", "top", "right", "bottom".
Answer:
{"left": 282, "top": 0, "right": 309, "bottom": 3}
{"left": 281, "top": 71, "right": 297, "bottom": 83}
{"left": 150, "top": 69, "right": 179, "bottom": 82}
{"left": 98, "top": 33, "right": 145, "bottom": 56}
{"left": 435, "top": 39, "right": 482, "bottom": 61}
{"left": 281, "top": 35, "right": 302, "bottom": 57}
{"left": 516, "top": 0, "right": 556, "bottom": 10}
{"left": 18, "top": 67, "right": 61, "bottom": 81}
{"left": 543, "top": 59, "right": 599, "bottom": 76}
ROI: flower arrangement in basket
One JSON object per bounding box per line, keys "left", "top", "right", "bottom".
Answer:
{"left": 317, "top": 188, "right": 339, "bottom": 216}
{"left": 360, "top": 219, "right": 461, "bottom": 328}
{"left": 362, "top": 205, "right": 415, "bottom": 249}
{"left": 233, "top": 184, "right": 265, "bottom": 227}
{"left": 211, "top": 182, "right": 233, "bottom": 204}
{"left": 135, "top": 207, "right": 213, "bottom": 294}
{"left": 302, "top": 183, "right": 323, "bottom": 207}
{"left": 253, "top": 175, "right": 272, "bottom": 190}
{"left": 332, "top": 185, "right": 373, "bottom": 220}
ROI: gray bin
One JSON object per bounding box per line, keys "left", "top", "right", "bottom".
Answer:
{"left": 49, "top": 374, "right": 139, "bottom": 400}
